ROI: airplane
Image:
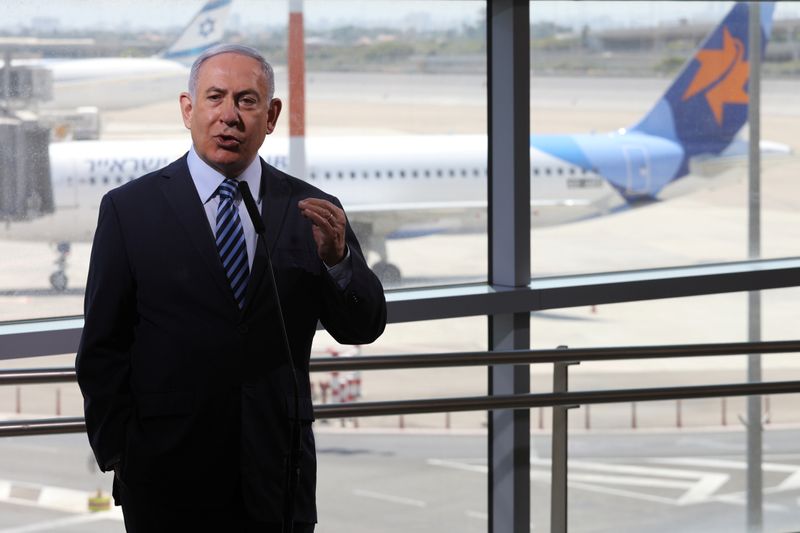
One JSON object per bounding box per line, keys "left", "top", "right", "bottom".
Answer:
{"left": 0, "top": 1, "right": 790, "bottom": 290}
{"left": 3, "top": 0, "right": 232, "bottom": 110}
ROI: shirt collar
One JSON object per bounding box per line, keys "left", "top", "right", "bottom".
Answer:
{"left": 188, "top": 145, "right": 262, "bottom": 204}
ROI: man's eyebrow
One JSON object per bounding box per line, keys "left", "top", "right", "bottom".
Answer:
{"left": 235, "top": 88, "right": 261, "bottom": 98}
{"left": 205, "top": 86, "right": 226, "bottom": 94}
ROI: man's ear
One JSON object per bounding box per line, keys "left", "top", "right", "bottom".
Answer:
{"left": 265, "top": 98, "right": 282, "bottom": 135}
{"left": 179, "top": 92, "right": 193, "bottom": 130}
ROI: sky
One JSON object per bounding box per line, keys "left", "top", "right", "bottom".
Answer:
{"left": 0, "top": 1, "right": 799, "bottom": 32}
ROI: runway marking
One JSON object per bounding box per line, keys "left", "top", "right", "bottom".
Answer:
{"left": 352, "top": 489, "right": 427, "bottom": 508}
{"left": 428, "top": 457, "right": 731, "bottom": 506}
{"left": 0, "top": 478, "right": 122, "bottom": 519}
{"left": 0, "top": 513, "right": 111, "bottom": 533}
{"left": 650, "top": 457, "right": 800, "bottom": 491}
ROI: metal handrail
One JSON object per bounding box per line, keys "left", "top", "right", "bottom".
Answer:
{"left": 1, "top": 379, "right": 799, "bottom": 437}
{"left": 2, "top": 339, "right": 799, "bottom": 437}
{"left": 0, "top": 367, "right": 77, "bottom": 385}
{"left": 2, "top": 339, "right": 799, "bottom": 385}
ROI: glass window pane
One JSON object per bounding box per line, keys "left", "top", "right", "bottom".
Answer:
{"left": 529, "top": 288, "right": 800, "bottom": 531}
{"left": 0, "top": 0, "right": 488, "bottom": 322}
{"left": 530, "top": 1, "right": 800, "bottom": 278}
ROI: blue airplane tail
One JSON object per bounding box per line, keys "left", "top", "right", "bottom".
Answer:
{"left": 160, "top": 0, "right": 233, "bottom": 64}
{"left": 631, "top": 2, "right": 775, "bottom": 174}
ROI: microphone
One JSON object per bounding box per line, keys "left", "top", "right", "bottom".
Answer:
{"left": 238, "top": 180, "right": 301, "bottom": 533}
{"left": 238, "top": 180, "right": 266, "bottom": 235}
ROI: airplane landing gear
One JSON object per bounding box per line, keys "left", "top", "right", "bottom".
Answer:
{"left": 353, "top": 222, "right": 403, "bottom": 288}
{"left": 50, "top": 242, "right": 70, "bottom": 291}
{"left": 372, "top": 261, "right": 401, "bottom": 288}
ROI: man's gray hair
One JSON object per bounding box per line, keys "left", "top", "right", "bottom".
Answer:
{"left": 188, "top": 44, "right": 275, "bottom": 101}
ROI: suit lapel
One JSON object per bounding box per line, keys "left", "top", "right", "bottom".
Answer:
{"left": 158, "top": 156, "right": 239, "bottom": 313}
{"left": 243, "top": 160, "right": 291, "bottom": 315}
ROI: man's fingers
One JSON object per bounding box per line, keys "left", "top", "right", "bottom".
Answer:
{"left": 301, "top": 205, "right": 338, "bottom": 231}
{"left": 299, "top": 199, "right": 343, "bottom": 229}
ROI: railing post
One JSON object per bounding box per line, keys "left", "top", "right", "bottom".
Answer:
{"left": 722, "top": 397, "right": 727, "bottom": 426}
{"left": 551, "top": 356, "right": 579, "bottom": 533}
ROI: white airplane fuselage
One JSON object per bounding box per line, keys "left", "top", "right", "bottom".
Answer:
{"left": 0, "top": 135, "right": 620, "bottom": 243}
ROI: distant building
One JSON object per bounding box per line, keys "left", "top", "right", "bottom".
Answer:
{"left": 31, "top": 17, "right": 59, "bottom": 34}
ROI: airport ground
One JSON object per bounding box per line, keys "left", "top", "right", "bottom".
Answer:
{"left": 0, "top": 72, "right": 799, "bottom": 531}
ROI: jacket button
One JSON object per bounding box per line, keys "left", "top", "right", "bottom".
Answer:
{"left": 349, "top": 293, "right": 360, "bottom": 305}
{"left": 238, "top": 324, "right": 249, "bottom": 334}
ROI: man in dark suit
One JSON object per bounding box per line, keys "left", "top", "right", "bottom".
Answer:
{"left": 75, "top": 44, "right": 386, "bottom": 533}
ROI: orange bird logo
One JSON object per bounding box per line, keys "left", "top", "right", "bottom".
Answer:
{"left": 682, "top": 26, "right": 749, "bottom": 125}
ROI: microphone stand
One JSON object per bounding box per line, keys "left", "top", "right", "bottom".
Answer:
{"left": 238, "top": 181, "right": 301, "bottom": 533}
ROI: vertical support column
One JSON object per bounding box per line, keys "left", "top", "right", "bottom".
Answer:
{"left": 487, "top": 2, "right": 530, "bottom": 533}
{"left": 746, "top": 3, "right": 763, "bottom": 531}
{"left": 551, "top": 358, "right": 578, "bottom": 533}
{"left": 288, "top": 0, "right": 307, "bottom": 179}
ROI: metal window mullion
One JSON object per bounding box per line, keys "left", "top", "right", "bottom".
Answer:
{"left": 487, "top": 1, "right": 531, "bottom": 533}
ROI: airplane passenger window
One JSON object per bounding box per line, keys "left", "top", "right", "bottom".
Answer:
{"left": 387, "top": 171, "right": 393, "bottom": 178}
{"left": 350, "top": 171, "right": 356, "bottom": 179}
{"left": 399, "top": 170, "right": 405, "bottom": 178}
{"left": 310, "top": 172, "right": 317, "bottom": 179}
{"left": 337, "top": 171, "right": 343, "bottom": 179}
{"left": 412, "top": 170, "right": 418, "bottom": 178}
{"left": 448, "top": 169, "right": 455, "bottom": 177}
{"left": 324, "top": 172, "right": 331, "bottom": 179}
{"left": 436, "top": 170, "right": 443, "bottom": 177}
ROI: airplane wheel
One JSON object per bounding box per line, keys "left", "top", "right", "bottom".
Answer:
{"left": 372, "top": 262, "right": 401, "bottom": 287}
{"left": 50, "top": 271, "right": 68, "bottom": 292}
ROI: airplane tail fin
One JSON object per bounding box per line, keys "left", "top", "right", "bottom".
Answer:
{"left": 631, "top": 2, "right": 775, "bottom": 171}
{"left": 160, "top": 0, "right": 233, "bottom": 64}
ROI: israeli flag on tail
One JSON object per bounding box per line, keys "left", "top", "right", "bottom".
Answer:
{"left": 161, "top": 0, "right": 233, "bottom": 64}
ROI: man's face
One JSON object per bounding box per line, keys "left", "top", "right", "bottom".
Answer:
{"left": 180, "top": 53, "right": 281, "bottom": 177}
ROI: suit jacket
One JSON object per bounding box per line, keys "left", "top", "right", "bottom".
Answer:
{"left": 75, "top": 155, "right": 386, "bottom": 523}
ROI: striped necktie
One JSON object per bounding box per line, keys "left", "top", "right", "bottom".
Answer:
{"left": 215, "top": 178, "right": 250, "bottom": 309}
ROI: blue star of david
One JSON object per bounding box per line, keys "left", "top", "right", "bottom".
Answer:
{"left": 199, "top": 18, "right": 215, "bottom": 37}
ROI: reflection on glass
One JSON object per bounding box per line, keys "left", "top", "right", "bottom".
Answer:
{"left": 0, "top": 1, "right": 488, "bottom": 322}
{"left": 529, "top": 1, "right": 800, "bottom": 278}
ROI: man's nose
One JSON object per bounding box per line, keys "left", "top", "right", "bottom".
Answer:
{"left": 219, "top": 98, "right": 240, "bottom": 126}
